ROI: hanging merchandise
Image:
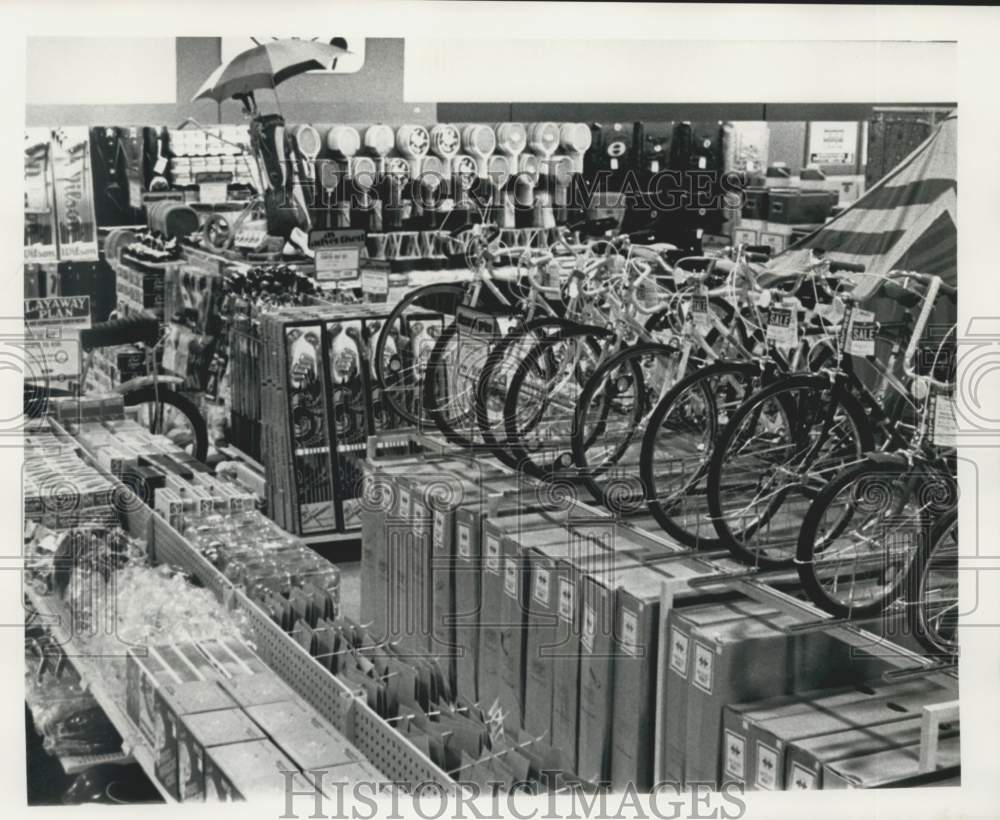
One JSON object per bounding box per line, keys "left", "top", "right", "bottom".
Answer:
{"left": 24, "top": 128, "right": 58, "bottom": 263}
{"left": 50, "top": 127, "right": 100, "bottom": 262}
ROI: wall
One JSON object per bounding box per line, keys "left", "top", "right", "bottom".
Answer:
{"left": 26, "top": 37, "right": 435, "bottom": 128}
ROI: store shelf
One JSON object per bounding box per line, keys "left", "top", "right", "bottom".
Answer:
{"left": 24, "top": 584, "right": 174, "bottom": 802}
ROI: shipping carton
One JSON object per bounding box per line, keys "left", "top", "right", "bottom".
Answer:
{"left": 722, "top": 678, "right": 950, "bottom": 790}
{"left": 204, "top": 738, "right": 307, "bottom": 801}
{"left": 823, "top": 735, "right": 961, "bottom": 789}
{"left": 177, "top": 708, "right": 266, "bottom": 801}
{"left": 218, "top": 672, "right": 298, "bottom": 709}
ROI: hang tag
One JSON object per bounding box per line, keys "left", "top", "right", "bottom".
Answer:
{"left": 766, "top": 305, "right": 799, "bottom": 348}
{"left": 690, "top": 294, "right": 712, "bottom": 331}
{"left": 153, "top": 156, "right": 169, "bottom": 175}
{"left": 845, "top": 308, "right": 876, "bottom": 356}
{"left": 932, "top": 394, "right": 958, "bottom": 448}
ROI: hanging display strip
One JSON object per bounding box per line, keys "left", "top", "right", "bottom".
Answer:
{"left": 24, "top": 128, "right": 58, "bottom": 263}
{"left": 50, "top": 126, "right": 100, "bottom": 262}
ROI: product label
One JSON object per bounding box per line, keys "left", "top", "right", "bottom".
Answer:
{"left": 690, "top": 294, "right": 711, "bottom": 331}
{"left": 789, "top": 763, "right": 816, "bottom": 790}
{"left": 533, "top": 567, "right": 550, "bottom": 606}
{"left": 485, "top": 536, "right": 501, "bottom": 573}
{"left": 755, "top": 742, "right": 779, "bottom": 790}
{"left": 504, "top": 559, "right": 518, "bottom": 598}
{"left": 457, "top": 524, "right": 471, "bottom": 558}
{"left": 558, "top": 579, "right": 574, "bottom": 621}
{"left": 433, "top": 510, "right": 446, "bottom": 550}
{"left": 692, "top": 642, "right": 714, "bottom": 694}
{"left": 620, "top": 609, "right": 639, "bottom": 656}
{"left": 724, "top": 731, "right": 746, "bottom": 780}
{"left": 581, "top": 604, "right": 596, "bottom": 653}
{"left": 669, "top": 628, "right": 690, "bottom": 678}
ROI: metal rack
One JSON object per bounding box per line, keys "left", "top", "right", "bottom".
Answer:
{"left": 39, "top": 417, "right": 456, "bottom": 790}
{"left": 24, "top": 584, "right": 174, "bottom": 802}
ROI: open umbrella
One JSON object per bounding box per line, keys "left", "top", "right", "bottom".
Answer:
{"left": 193, "top": 38, "right": 351, "bottom": 112}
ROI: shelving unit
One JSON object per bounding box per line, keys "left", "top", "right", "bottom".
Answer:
{"left": 24, "top": 584, "right": 174, "bottom": 802}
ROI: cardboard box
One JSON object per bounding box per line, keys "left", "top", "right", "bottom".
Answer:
{"left": 196, "top": 638, "right": 271, "bottom": 678}
{"left": 218, "top": 672, "right": 298, "bottom": 709}
{"left": 823, "top": 735, "right": 960, "bottom": 789}
{"left": 682, "top": 608, "right": 890, "bottom": 788}
{"left": 177, "top": 708, "right": 267, "bottom": 801}
{"left": 245, "top": 701, "right": 362, "bottom": 772}
{"left": 785, "top": 715, "right": 959, "bottom": 790}
{"left": 722, "top": 678, "right": 950, "bottom": 790}
{"left": 662, "top": 599, "right": 778, "bottom": 784}
{"left": 154, "top": 678, "right": 236, "bottom": 798}
{"left": 204, "top": 738, "right": 309, "bottom": 801}
{"left": 126, "top": 647, "right": 176, "bottom": 746}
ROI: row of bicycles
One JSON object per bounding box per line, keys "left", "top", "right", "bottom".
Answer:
{"left": 370, "top": 219, "right": 959, "bottom": 657}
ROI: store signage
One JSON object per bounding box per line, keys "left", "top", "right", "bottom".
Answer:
{"left": 808, "top": 122, "right": 858, "bottom": 166}
{"left": 24, "top": 295, "right": 91, "bottom": 382}
{"left": 309, "top": 229, "right": 366, "bottom": 283}
{"left": 195, "top": 172, "right": 232, "bottom": 205}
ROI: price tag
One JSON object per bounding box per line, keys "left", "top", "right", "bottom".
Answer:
{"left": 932, "top": 394, "right": 958, "bottom": 448}
{"left": 690, "top": 294, "right": 711, "bottom": 331}
{"left": 766, "top": 305, "right": 799, "bottom": 348}
{"left": 845, "top": 308, "right": 876, "bottom": 356}
{"left": 153, "top": 156, "right": 169, "bottom": 175}
{"left": 315, "top": 247, "right": 361, "bottom": 282}
{"left": 195, "top": 171, "right": 232, "bottom": 205}
{"left": 361, "top": 270, "right": 389, "bottom": 295}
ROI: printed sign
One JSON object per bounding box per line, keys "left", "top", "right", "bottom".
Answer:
{"left": 533, "top": 567, "right": 550, "bottom": 606}
{"left": 51, "top": 127, "right": 99, "bottom": 261}
{"left": 310, "top": 229, "right": 366, "bottom": 283}
{"left": 789, "top": 763, "right": 816, "bottom": 790}
{"left": 24, "top": 128, "right": 58, "bottom": 263}
{"left": 844, "top": 307, "right": 876, "bottom": 356}
{"left": 766, "top": 305, "right": 799, "bottom": 348}
{"left": 558, "top": 579, "right": 574, "bottom": 621}
{"left": 620, "top": 609, "right": 639, "bottom": 656}
{"left": 24, "top": 295, "right": 91, "bottom": 382}
{"left": 361, "top": 270, "right": 389, "bottom": 296}
{"left": 808, "top": 122, "right": 858, "bottom": 166}
{"left": 504, "top": 559, "right": 518, "bottom": 598}
{"left": 195, "top": 171, "right": 232, "bottom": 205}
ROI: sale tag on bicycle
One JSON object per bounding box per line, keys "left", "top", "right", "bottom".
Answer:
{"left": 844, "top": 308, "right": 876, "bottom": 356}
{"left": 931, "top": 394, "right": 959, "bottom": 448}
{"left": 690, "top": 294, "right": 712, "bottom": 331}
{"left": 766, "top": 305, "right": 798, "bottom": 348}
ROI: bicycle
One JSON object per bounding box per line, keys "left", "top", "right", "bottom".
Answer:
{"left": 704, "top": 270, "right": 957, "bottom": 569}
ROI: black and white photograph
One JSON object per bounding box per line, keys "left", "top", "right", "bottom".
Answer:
{"left": 4, "top": 3, "right": 999, "bottom": 819}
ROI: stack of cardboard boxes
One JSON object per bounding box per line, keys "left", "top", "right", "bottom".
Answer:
{"left": 126, "top": 636, "right": 381, "bottom": 801}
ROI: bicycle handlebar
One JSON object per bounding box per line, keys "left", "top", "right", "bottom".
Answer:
{"left": 80, "top": 316, "right": 160, "bottom": 352}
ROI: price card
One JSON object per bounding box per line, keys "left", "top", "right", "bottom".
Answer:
{"left": 195, "top": 172, "right": 232, "bottom": 204}
{"left": 314, "top": 247, "right": 361, "bottom": 282}
{"left": 690, "top": 294, "right": 712, "bottom": 331}
{"left": 362, "top": 270, "right": 389, "bottom": 296}
{"left": 932, "top": 394, "right": 958, "bottom": 448}
{"left": 766, "top": 305, "right": 799, "bottom": 348}
{"left": 840, "top": 307, "right": 876, "bottom": 356}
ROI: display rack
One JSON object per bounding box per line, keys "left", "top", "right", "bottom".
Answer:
{"left": 41, "top": 417, "right": 456, "bottom": 790}
{"left": 24, "top": 584, "right": 174, "bottom": 802}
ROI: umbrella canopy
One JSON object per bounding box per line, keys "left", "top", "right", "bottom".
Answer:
{"left": 193, "top": 39, "right": 351, "bottom": 105}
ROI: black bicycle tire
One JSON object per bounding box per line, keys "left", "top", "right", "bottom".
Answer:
{"left": 372, "top": 283, "right": 467, "bottom": 427}
{"left": 706, "top": 373, "right": 875, "bottom": 569}
{"left": 640, "top": 360, "right": 762, "bottom": 549}
{"left": 474, "top": 317, "right": 589, "bottom": 469}
{"left": 123, "top": 386, "right": 209, "bottom": 464}
{"left": 503, "top": 325, "right": 613, "bottom": 480}
{"left": 795, "top": 458, "right": 927, "bottom": 619}
{"left": 908, "top": 510, "right": 959, "bottom": 657}
{"left": 571, "top": 342, "right": 678, "bottom": 510}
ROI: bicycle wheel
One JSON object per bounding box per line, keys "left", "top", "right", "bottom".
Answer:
{"left": 641, "top": 361, "right": 762, "bottom": 547}
{"left": 909, "top": 511, "right": 959, "bottom": 657}
{"left": 502, "top": 326, "right": 612, "bottom": 479}
{"left": 123, "top": 386, "right": 209, "bottom": 463}
{"left": 572, "top": 343, "right": 683, "bottom": 514}
{"left": 796, "top": 458, "right": 928, "bottom": 618}
{"left": 706, "top": 374, "right": 874, "bottom": 569}
{"left": 475, "top": 317, "right": 587, "bottom": 469}
{"left": 371, "top": 283, "right": 466, "bottom": 428}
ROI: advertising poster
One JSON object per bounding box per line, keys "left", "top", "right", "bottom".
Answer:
{"left": 24, "top": 295, "right": 92, "bottom": 385}
{"left": 24, "top": 128, "right": 58, "bottom": 263}
{"left": 807, "top": 121, "right": 859, "bottom": 166}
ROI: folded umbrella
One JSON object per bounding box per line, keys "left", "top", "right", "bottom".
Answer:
{"left": 192, "top": 38, "right": 351, "bottom": 108}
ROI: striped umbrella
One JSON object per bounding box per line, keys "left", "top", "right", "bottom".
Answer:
{"left": 192, "top": 38, "right": 351, "bottom": 111}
